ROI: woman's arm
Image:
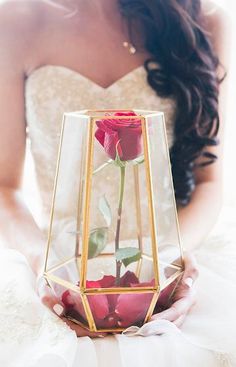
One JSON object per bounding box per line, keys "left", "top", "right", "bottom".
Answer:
{"left": 0, "top": 4, "right": 45, "bottom": 273}
{"left": 177, "top": 3, "right": 232, "bottom": 251}
{"left": 0, "top": 5, "right": 110, "bottom": 341}
{"left": 0, "top": 4, "right": 107, "bottom": 338}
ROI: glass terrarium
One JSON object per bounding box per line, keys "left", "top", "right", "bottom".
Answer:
{"left": 43, "top": 109, "right": 184, "bottom": 332}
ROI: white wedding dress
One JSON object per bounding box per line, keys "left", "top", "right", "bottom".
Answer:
{"left": 0, "top": 65, "right": 236, "bottom": 367}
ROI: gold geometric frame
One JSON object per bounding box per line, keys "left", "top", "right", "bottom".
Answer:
{"left": 43, "top": 109, "right": 184, "bottom": 332}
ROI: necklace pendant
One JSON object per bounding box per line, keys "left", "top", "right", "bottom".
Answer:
{"left": 123, "top": 41, "right": 137, "bottom": 55}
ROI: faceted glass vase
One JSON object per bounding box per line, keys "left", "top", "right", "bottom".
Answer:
{"left": 43, "top": 109, "right": 184, "bottom": 332}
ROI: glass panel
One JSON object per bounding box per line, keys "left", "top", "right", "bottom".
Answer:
{"left": 47, "top": 277, "right": 89, "bottom": 328}
{"left": 89, "top": 292, "right": 154, "bottom": 329}
{"left": 45, "top": 113, "right": 89, "bottom": 270}
{"left": 154, "top": 273, "right": 182, "bottom": 313}
{"left": 145, "top": 113, "right": 183, "bottom": 289}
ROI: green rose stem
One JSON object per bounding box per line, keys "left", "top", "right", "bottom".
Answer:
{"left": 115, "top": 165, "right": 126, "bottom": 285}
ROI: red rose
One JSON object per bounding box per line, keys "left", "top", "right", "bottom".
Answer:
{"left": 95, "top": 111, "right": 142, "bottom": 161}
{"left": 61, "top": 271, "right": 154, "bottom": 329}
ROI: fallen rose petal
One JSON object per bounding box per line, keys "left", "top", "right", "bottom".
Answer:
{"left": 85, "top": 280, "right": 110, "bottom": 321}
{"left": 61, "top": 271, "right": 156, "bottom": 329}
{"left": 154, "top": 280, "right": 177, "bottom": 312}
{"left": 96, "top": 312, "right": 120, "bottom": 329}
{"left": 115, "top": 292, "right": 153, "bottom": 326}
{"left": 98, "top": 275, "right": 116, "bottom": 288}
{"left": 120, "top": 270, "right": 139, "bottom": 287}
{"left": 62, "top": 280, "right": 110, "bottom": 323}
{"left": 62, "top": 290, "right": 87, "bottom": 319}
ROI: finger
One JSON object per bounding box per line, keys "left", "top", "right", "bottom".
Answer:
{"left": 39, "top": 283, "right": 65, "bottom": 317}
{"left": 151, "top": 293, "right": 195, "bottom": 323}
{"left": 173, "top": 314, "right": 186, "bottom": 328}
{"left": 41, "top": 293, "right": 65, "bottom": 316}
{"left": 62, "top": 317, "right": 106, "bottom": 338}
{"left": 182, "top": 252, "right": 199, "bottom": 286}
{"left": 151, "top": 306, "right": 179, "bottom": 322}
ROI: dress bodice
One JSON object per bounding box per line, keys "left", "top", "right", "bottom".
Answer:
{"left": 25, "top": 65, "right": 176, "bottom": 235}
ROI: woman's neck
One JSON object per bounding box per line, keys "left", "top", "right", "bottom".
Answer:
{"left": 76, "top": 0, "right": 119, "bottom": 18}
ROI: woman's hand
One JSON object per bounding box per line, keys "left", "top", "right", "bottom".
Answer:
{"left": 36, "top": 274, "right": 106, "bottom": 338}
{"left": 151, "top": 253, "right": 198, "bottom": 327}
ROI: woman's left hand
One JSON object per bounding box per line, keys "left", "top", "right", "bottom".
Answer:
{"left": 150, "top": 253, "right": 199, "bottom": 328}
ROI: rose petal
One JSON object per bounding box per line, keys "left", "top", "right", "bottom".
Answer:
{"left": 99, "top": 275, "right": 116, "bottom": 288}
{"left": 88, "top": 294, "right": 110, "bottom": 320}
{"left": 154, "top": 281, "right": 177, "bottom": 311}
{"left": 62, "top": 280, "right": 110, "bottom": 324}
{"left": 103, "top": 129, "right": 123, "bottom": 160}
{"left": 95, "top": 128, "right": 105, "bottom": 147}
{"left": 114, "top": 111, "right": 137, "bottom": 117}
{"left": 85, "top": 280, "right": 110, "bottom": 320}
{"left": 115, "top": 292, "right": 153, "bottom": 326}
{"left": 96, "top": 312, "right": 120, "bottom": 328}
{"left": 94, "top": 111, "right": 142, "bottom": 161}
{"left": 120, "top": 271, "right": 139, "bottom": 287}
{"left": 62, "top": 290, "right": 87, "bottom": 319}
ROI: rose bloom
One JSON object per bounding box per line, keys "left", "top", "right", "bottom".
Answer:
{"left": 95, "top": 111, "right": 142, "bottom": 161}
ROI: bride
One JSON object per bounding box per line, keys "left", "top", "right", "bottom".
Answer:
{"left": 0, "top": 0, "right": 235, "bottom": 366}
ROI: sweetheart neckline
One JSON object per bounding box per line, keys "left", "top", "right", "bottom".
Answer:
{"left": 26, "top": 64, "right": 146, "bottom": 90}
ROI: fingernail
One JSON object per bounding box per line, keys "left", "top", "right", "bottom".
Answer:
{"left": 53, "top": 304, "right": 64, "bottom": 316}
{"left": 184, "top": 277, "right": 193, "bottom": 288}
{"left": 98, "top": 334, "right": 105, "bottom": 338}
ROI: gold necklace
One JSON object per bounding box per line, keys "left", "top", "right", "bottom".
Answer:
{"left": 122, "top": 41, "right": 137, "bottom": 55}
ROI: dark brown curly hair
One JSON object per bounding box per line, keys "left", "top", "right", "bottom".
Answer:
{"left": 119, "top": 0, "right": 223, "bottom": 206}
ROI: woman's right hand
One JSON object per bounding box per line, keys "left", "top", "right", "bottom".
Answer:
{"left": 36, "top": 273, "right": 106, "bottom": 338}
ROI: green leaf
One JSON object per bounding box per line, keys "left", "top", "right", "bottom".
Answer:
{"left": 88, "top": 227, "right": 108, "bottom": 259}
{"left": 98, "top": 195, "right": 112, "bottom": 227}
{"left": 115, "top": 247, "right": 142, "bottom": 267}
{"left": 130, "top": 155, "right": 145, "bottom": 165}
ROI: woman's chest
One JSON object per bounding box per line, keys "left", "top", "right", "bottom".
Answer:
{"left": 31, "top": 14, "right": 149, "bottom": 89}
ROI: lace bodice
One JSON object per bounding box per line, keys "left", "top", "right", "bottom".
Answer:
{"left": 25, "top": 65, "right": 176, "bottom": 231}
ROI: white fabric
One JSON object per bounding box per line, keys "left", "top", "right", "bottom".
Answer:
{"left": 0, "top": 65, "right": 236, "bottom": 366}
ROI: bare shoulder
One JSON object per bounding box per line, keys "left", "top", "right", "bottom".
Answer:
{"left": 0, "top": 1, "right": 44, "bottom": 37}
{"left": 202, "top": 1, "right": 231, "bottom": 65}
{"left": 202, "top": 0, "right": 231, "bottom": 37}
{"left": 0, "top": 1, "right": 44, "bottom": 69}
{"left": 0, "top": 1, "right": 66, "bottom": 70}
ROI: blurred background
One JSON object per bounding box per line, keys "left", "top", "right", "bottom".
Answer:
{"left": 218, "top": 0, "right": 236, "bottom": 209}
{"left": 22, "top": 0, "right": 236, "bottom": 224}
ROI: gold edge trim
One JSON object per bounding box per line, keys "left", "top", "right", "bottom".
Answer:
{"left": 75, "top": 126, "right": 86, "bottom": 259}
{"left": 140, "top": 253, "right": 182, "bottom": 271}
{"left": 64, "top": 112, "right": 88, "bottom": 118}
{"left": 46, "top": 256, "right": 75, "bottom": 274}
{"left": 144, "top": 292, "right": 160, "bottom": 323}
{"left": 161, "top": 116, "right": 184, "bottom": 265}
{"left": 44, "top": 273, "right": 80, "bottom": 293}
{"left": 133, "top": 165, "right": 143, "bottom": 252}
{"left": 86, "top": 109, "right": 163, "bottom": 114}
{"left": 84, "top": 287, "right": 157, "bottom": 295}
{"left": 161, "top": 269, "right": 183, "bottom": 290}
{"left": 80, "top": 293, "right": 97, "bottom": 331}
{"left": 44, "top": 273, "right": 158, "bottom": 294}
{"left": 44, "top": 116, "right": 66, "bottom": 275}
{"left": 80, "top": 118, "right": 95, "bottom": 289}
{"left": 142, "top": 116, "right": 160, "bottom": 288}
